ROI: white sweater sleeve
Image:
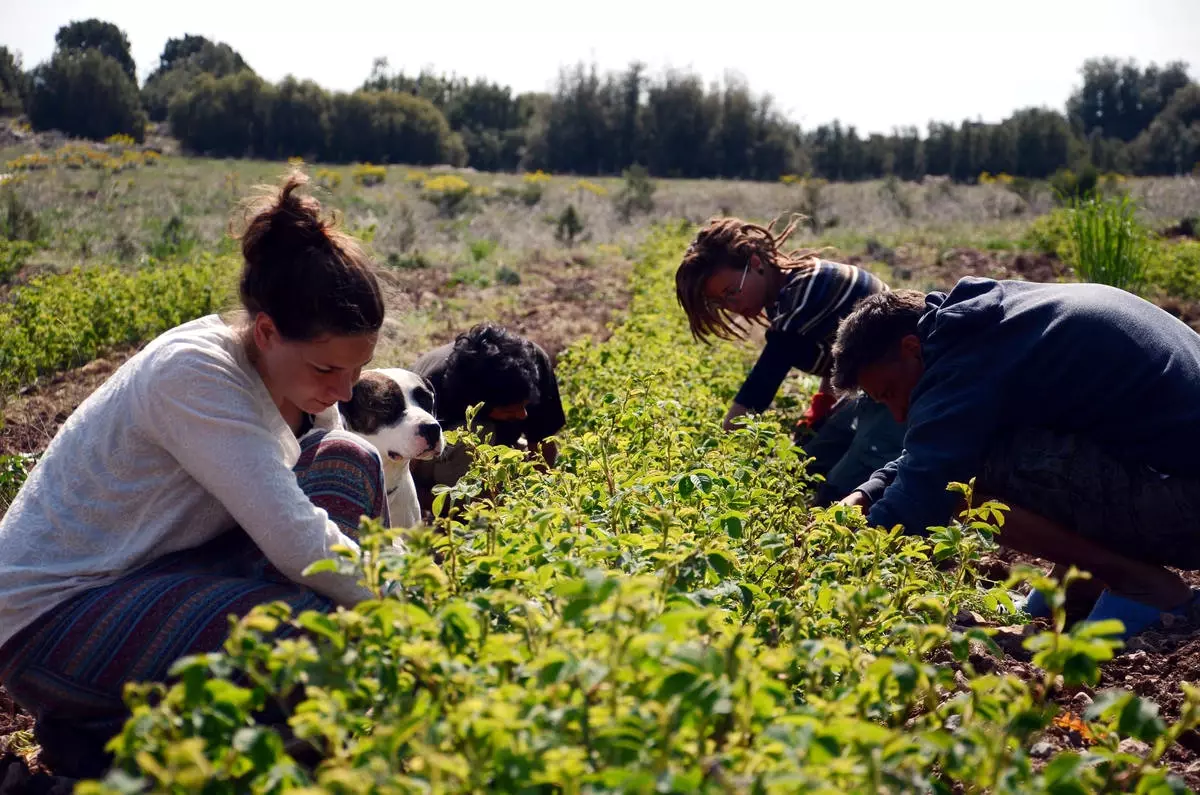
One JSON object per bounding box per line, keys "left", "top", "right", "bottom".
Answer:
{"left": 137, "top": 345, "right": 373, "bottom": 606}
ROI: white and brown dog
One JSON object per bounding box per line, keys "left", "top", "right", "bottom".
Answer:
{"left": 336, "top": 368, "right": 445, "bottom": 528}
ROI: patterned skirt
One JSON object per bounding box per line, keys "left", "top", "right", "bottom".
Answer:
{"left": 0, "top": 428, "right": 388, "bottom": 777}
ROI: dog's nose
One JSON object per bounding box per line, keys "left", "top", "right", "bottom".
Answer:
{"left": 418, "top": 422, "right": 441, "bottom": 446}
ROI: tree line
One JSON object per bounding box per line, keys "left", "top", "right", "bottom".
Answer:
{"left": 1, "top": 18, "right": 1198, "bottom": 181}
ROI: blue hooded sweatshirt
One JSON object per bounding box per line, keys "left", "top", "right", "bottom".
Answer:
{"left": 860, "top": 276, "right": 1200, "bottom": 535}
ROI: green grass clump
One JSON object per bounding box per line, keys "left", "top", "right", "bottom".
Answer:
{"left": 1064, "top": 195, "right": 1149, "bottom": 292}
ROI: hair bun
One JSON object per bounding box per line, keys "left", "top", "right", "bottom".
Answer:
{"left": 238, "top": 170, "right": 331, "bottom": 270}
{"left": 232, "top": 168, "right": 385, "bottom": 341}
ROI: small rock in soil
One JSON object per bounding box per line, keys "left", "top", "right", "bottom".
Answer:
{"left": 1030, "top": 741, "right": 1056, "bottom": 758}
{"left": 1119, "top": 738, "right": 1152, "bottom": 757}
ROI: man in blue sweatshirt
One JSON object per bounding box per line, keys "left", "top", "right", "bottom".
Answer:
{"left": 831, "top": 276, "right": 1200, "bottom": 638}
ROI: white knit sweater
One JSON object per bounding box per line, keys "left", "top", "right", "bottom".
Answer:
{"left": 0, "top": 315, "right": 374, "bottom": 651}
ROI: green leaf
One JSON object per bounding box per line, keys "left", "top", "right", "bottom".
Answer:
{"left": 720, "top": 514, "right": 744, "bottom": 539}
{"left": 301, "top": 558, "right": 341, "bottom": 577}
{"left": 706, "top": 550, "right": 735, "bottom": 578}
{"left": 1042, "top": 752, "right": 1089, "bottom": 795}
{"left": 1118, "top": 696, "right": 1166, "bottom": 743}
{"left": 297, "top": 610, "right": 346, "bottom": 652}
{"left": 658, "top": 670, "right": 697, "bottom": 699}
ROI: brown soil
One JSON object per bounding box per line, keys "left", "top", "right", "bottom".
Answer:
{"left": 0, "top": 349, "right": 142, "bottom": 457}
{"left": 847, "top": 246, "right": 1073, "bottom": 292}
{"left": 962, "top": 551, "right": 1200, "bottom": 789}
{"left": 849, "top": 245, "right": 1200, "bottom": 336}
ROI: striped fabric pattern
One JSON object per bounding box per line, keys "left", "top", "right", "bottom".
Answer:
{"left": 0, "top": 428, "right": 387, "bottom": 770}
{"left": 768, "top": 261, "right": 887, "bottom": 374}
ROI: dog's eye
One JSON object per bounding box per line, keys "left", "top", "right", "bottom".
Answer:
{"left": 414, "top": 387, "right": 434, "bottom": 412}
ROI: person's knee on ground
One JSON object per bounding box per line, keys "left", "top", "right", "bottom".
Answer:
{"left": 976, "top": 428, "right": 1198, "bottom": 616}
{"left": 295, "top": 428, "right": 389, "bottom": 535}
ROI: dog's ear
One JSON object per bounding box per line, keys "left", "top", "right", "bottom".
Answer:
{"left": 339, "top": 373, "right": 387, "bottom": 435}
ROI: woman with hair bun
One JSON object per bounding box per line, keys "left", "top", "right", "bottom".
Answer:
{"left": 0, "top": 170, "right": 388, "bottom": 776}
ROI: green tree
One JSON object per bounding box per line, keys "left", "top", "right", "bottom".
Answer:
{"left": 0, "top": 47, "right": 27, "bottom": 117}
{"left": 1010, "top": 108, "right": 1077, "bottom": 177}
{"left": 363, "top": 62, "right": 528, "bottom": 170}
{"left": 1067, "top": 57, "right": 1192, "bottom": 142}
{"left": 641, "top": 69, "right": 719, "bottom": 178}
{"left": 143, "top": 35, "right": 252, "bottom": 121}
{"left": 925, "top": 122, "right": 959, "bottom": 177}
{"left": 168, "top": 71, "right": 272, "bottom": 156}
{"left": 54, "top": 19, "right": 136, "bottom": 82}
{"left": 323, "top": 90, "right": 463, "bottom": 165}
{"left": 28, "top": 49, "right": 146, "bottom": 141}
{"left": 268, "top": 76, "right": 330, "bottom": 160}
{"left": 1130, "top": 83, "right": 1200, "bottom": 175}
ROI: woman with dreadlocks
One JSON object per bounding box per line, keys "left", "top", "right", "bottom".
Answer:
{"left": 674, "top": 215, "right": 905, "bottom": 505}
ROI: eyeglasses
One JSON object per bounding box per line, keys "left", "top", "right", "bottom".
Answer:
{"left": 715, "top": 261, "right": 752, "bottom": 304}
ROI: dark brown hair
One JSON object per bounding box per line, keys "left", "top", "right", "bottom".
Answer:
{"left": 830, "top": 289, "right": 927, "bottom": 392}
{"left": 233, "top": 169, "right": 384, "bottom": 341}
{"left": 675, "top": 214, "right": 821, "bottom": 343}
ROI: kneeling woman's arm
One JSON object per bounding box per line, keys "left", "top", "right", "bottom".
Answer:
{"left": 139, "top": 347, "right": 374, "bottom": 606}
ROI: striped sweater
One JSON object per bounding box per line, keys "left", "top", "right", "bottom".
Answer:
{"left": 734, "top": 261, "right": 886, "bottom": 412}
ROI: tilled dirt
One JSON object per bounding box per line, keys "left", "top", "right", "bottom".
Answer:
{"left": 848, "top": 244, "right": 1200, "bottom": 335}
{"left": 847, "top": 246, "right": 1073, "bottom": 292}
{"left": 961, "top": 551, "right": 1200, "bottom": 789}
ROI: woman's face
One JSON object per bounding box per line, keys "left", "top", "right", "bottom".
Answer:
{"left": 702, "top": 255, "right": 771, "bottom": 318}
{"left": 251, "top": 314, "right": 377, "bottom": 416}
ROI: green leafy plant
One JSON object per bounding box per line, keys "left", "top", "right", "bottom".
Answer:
{"left": 495, "top": 265, "right": 521, "bottom": 286}
{"left": 446, "top": 261, "right": 491, "bottom": 288}
{"left": 467, "top": 237, "right": 497, "bottom": 263}
{"left": 555, "top": 203, "right": 585, "bottom": 246}
{"left": 386, "top": 250, "right": 430, "bottom": 271}
{"left": 0, "top": 239, "right": 36, "bottom": 284}
{"left": 1064, "top": 195, "right": 1150, "bottom": 291}
{"left": 613, "top": 164, "right": 655, "bottom": 222}
{"left": 1143, "top": 240, "right": 1200, "bottom": 301}
{"left": 1050, "top": 166, "right": 1100, "bottom": 205}
{"left": 1022, "top": 207, "right": 1072, "bottom": 258}
{"left": 0, "top": 187, "right": 46, "bottom": 244}
{"left": 0, "top": 452, "right": 36, "bottom": 512}
{"left": 0, "top": 256, "right": 236, "bottom": 393}
{"left": 145, "top": 215, "right": 198, "bottom": 262}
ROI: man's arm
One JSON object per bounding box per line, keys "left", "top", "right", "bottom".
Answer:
{"left": 865, "top": 365, "right": 1003, "bottom": 535}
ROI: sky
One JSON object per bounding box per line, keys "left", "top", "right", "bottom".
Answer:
{"left": 3, "top": 0, "right": 1199, "bottom": 134}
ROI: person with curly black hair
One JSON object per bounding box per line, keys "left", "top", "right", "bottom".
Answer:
{"left": 409, "top": 322, "right": 565, "bottom": 510}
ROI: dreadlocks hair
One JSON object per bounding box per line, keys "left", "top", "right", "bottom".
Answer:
{"left": 675, "top": 214, "right": 822, "bottom": 344}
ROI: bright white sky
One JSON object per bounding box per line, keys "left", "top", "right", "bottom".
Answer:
{"left": 3, "top": 0, "right": 1199, "bottom": 134}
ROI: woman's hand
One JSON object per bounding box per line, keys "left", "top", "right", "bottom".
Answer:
{"left": 839, "top": 490, "right": 872, "bottom": 511}
{"left": 722, "top": 402, "right": 751, "bottom": 432}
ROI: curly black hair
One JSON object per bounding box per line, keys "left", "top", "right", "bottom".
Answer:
{"left": 442, "top": 322, "right": 542, "bottom": 411}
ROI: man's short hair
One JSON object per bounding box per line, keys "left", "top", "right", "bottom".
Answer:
{"left": 831, "top": 290, "right": 927, "bottom": 392}
{"left": 444, "top": 322, "right": 542, "bottom": 410}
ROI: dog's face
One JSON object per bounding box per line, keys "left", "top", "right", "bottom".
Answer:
{"left": 339, "top": 368, "right": 445, "bottom": 463}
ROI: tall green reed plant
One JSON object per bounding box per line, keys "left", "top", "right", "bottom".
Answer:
{"left": 1065, "top": 195, "right": 1149, "bottom": 292}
